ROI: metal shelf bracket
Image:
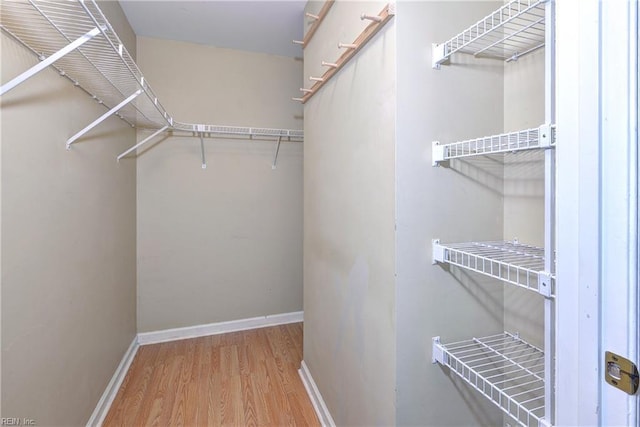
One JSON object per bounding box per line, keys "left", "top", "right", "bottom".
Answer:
{"left": 432, "top": 141, "right": 445, "bottom": 166}
{"left": 432, "top": 336, "right": 446, "bottom": 364}
{"left": 432, "top": 239, "right": 445, "bottom": 264}
{"left": 67, "top": 89, "right": 143, "bottom": 149}
{"left": 432, "top": 43, "right": 448, "bottom": 70}
{"left": 539, "top": 271, "right": 553, "bottom": 298}
{"left": 197, "top": 125, "right": 206, "bottom": 169}
{"left": 0, "top": 26, "right": 102, "bottom": 96}
{"left": 272, "top": 135, "right": 282, "bottom": 170}
{"left": 117, "top": 125, "right": 169, "bottom": 161}
{"left": 539, "top": 123, "right": 554, "bottom": 148}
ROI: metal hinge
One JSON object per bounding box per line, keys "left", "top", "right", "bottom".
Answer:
{"left": 605, "top": 351, "right": 639, "bottom": 395}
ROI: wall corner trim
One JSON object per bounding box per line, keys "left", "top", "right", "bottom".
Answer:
{"left": 298, "top": 360, "right": 336, "bottom": 427}
{"left": 137, "top": 311, "right": 304, "bottom": 346}
{"left": 86, "top": 336, "right": 139, "bottom": 427}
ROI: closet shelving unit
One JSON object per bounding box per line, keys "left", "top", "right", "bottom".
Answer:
{"left": 430, "top": 1, "right": 556, "bottom": 426}
{"left": 0, "top": 0, "right": 303, "bottom": 159}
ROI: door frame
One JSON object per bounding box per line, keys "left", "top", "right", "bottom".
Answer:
{"left": 556, "top": 0, "right": 639, "bottom": 425}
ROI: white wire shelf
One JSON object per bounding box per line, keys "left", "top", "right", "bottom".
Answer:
{"left": 433, "top": 0, "right": 546, "bottom": 68}
{"left": 432, "top": 240, "right": 553, "bottom": 297}
{"left": 172, "top": 123, "right": 304, "bottom": 141}
{"left": 1, "top": 0, "right": 303, "bottom": 150}
{"left": 1, "top": 0, "right": 171, "bottom": 129}
{"left": 432, "top": 125, "right": 555, "bottom": 165}
{"left": 432, "top": 332, "right": 547, "bottom": 427}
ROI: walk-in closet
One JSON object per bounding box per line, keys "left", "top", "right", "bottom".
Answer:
{"left": 1, "top": 0, "right": 638, "bottom": 426}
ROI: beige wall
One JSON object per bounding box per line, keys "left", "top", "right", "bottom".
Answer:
{"left": 303, "top": 1, "right": 396, "bottom": 425}
{"left": 503, "top": 49, "right": 546, "bottom": 347}
{"left": 395, "top": 2, "right": 506, "bottom": 424}
{"left": 0, "top": 30, "right": 3, "bottom": 419}
{"left": 135, "top": 36, "right": 303, "bottom": 332}
{"left": 0, "top": 2, "right": 137, "bottom": 424}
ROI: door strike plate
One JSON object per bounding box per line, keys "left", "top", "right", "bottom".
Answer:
{"left": 605, "top": 351, "right": 639, "bottom": 395}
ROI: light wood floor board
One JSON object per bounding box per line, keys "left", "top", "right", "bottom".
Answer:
{"left": 103, "top": 323, "right": 319, "bottom": 426}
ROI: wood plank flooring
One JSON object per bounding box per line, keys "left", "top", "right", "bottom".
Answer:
{"left": 104, "top": 323, "right": 319, "bottom": 426}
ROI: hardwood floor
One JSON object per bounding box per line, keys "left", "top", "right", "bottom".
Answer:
{"left": 103, "top": 323, "right": 319, "bottom": 426}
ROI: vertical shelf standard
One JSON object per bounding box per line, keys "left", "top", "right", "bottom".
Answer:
{"left": 429, "top": 0, "right": 557, "bottom": 426}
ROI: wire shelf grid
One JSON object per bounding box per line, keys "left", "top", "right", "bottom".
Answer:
{"left": 434, "top": 240, "right": 553, "bottom": 297}
{"left": 171, "top": 123, "right": 304, "bottom": 141}
{"left": 434, "top": 0, "right": 546, "bottom": 65}
{"left": 1, "top": 0, "right": 171, "bottom": 129}
{"left": 1, "top": 0, "right": 304, "bottom": 143}
{"left": 434, "top": 126, "right": 555, "bottom": 163}
{"left": 433, "top": 332, "right": 546, "bottom": 427}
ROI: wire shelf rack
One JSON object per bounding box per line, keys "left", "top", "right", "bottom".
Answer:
{"left": 432, "top": 240, "right": 553, "bottom": 297}
{"left": 1, "top": 0, "right": 171, "bottom": 129}
{"left": 432, "top": 332, "right": 547, "bottom": 427}
{"left": 172, "top": 122, "right": 304, "bottom": 141}
{"left": 1, "top": 0, "right": 303, "bottom": 147}
{"left": 433, "top": 0, "right": 546, "bottom": 67}
{"left": 432, "top": 125, "right": 555, "bottom": 165}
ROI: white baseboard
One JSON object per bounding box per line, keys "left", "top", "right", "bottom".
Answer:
{"left": 86, "top": 336, "right": 139, "bottom": 427}
{"left": 298, "top": 360, "right": 336, "bottom": 427}
{"left": 137, "top": 311, "right": 304, "bottom": 346}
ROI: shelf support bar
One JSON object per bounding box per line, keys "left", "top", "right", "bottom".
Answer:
{"left": 198, "top": 127, "right": 206, "bottom": 169}
{"left": 0, "top": 26, "right": 102, "bottom": 96}
{"left": 272, "top": 135, "right": 283, "bottom": 170}
{"left": 66, "top": 89, "right": 143, "bottom": 148}
{"left": 116, "top": 125, "right": 169, "bottom": 161}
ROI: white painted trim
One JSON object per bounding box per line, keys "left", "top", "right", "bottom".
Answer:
{"left": 86, "top": 336, "right": 139, "bottom": 427}
{"left": 298, "top": 360, "right": 336, "bottom": 427}
{"left": 137, "top": 311, "right": 304, "bottom": 345}
{"left": 555, "top": 1, "right": 601, "bottom": 424}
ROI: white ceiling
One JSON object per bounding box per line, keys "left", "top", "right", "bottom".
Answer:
{"left": 119, "top": 1, "right": 306, "bottom": 58}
